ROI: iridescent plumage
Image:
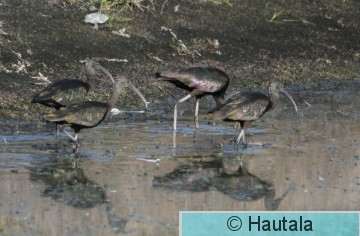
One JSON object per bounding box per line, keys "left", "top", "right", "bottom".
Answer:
{"left": 157, "top": 65, "right": 230, "bottom": 131}
{"left": 32, "top": 60, "right": 113, "bottom": 109}
{"left": 32, "top": 60, "right": 114, "bottom": 135}
{"left": 208, "top": 82, "right": 298, "bottom": 144}
{"left": 44, "top": 76, "right": 147, "bottom": 153}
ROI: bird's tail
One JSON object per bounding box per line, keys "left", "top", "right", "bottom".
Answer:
{"left": 156, "top": 69, "right": 181, "bottom": 81}
{"left": 207, "top": 105, "right": 225, "bottom": 120}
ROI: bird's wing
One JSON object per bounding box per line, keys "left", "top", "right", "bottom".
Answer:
{"left": 44, "top": 101, "right": 108, "bottom": 127}
{"left": 157, "top": 66, "right": 229, "bottom": 93}
{"left": 208, "top": 92, "right": 270, "bottom": 121}
{"left": 32, "top": 80, "right": 90, "bottom": 106}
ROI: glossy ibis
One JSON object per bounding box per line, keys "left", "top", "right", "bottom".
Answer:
{"left": 32, "top": 60, "right": 113, "bottom": 109}
{"left": 208, "top": 81, "right": 298, "bottom": 144}
{"left": 156, "top": 65, "right": 230, "bottom": 131}
{"left": 32, "top": 60, "right": 113, "bottom": 134}
{"left": 44, "top": 75, "right": 148, "bottom": 152}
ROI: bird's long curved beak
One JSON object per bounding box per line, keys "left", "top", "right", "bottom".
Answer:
{"left": 96, "top": 64, "right": 115, "bottom": 84}
{"left": 127, "top": 82, "right": 149, "bottom": 109}
{"left": 281, "top": 89, "right": 298, "bottom": 112}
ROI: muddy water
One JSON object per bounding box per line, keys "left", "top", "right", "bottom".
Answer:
{"left": 0, "top": 80, "right": 359, "bottom": 235}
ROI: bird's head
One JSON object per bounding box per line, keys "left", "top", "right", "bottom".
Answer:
{"left": 85, "top": 59, "right": 114, "bottom": 83}
{"left": 114, "top": 76, "right": 149, "bottom": 109}
{"left": 84, "top": 59, "right": 98, "bottom": 77}
{"left": 268, "top": 81, "right": 298, "bottom": 112}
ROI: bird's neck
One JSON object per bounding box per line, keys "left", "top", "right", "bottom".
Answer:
{"left": 268, "top": 92, "right": 280, "bottom": 104}
{"left": 265, "top": 100, "right": 275, "bottom": 113}
{"left": 107, "top": 84, "right": 123, "bottom": 111}
{"left": 85, "top": 74, "right": 96, "bottom": 88}
{"left": 213, "top": 94, "right": 225, "bottom": 105}
{"left": 265, "top": 188, "right": 280, "bottom": 210}
{"left": 85, "top": 65, "right": 96, "bottom": 80}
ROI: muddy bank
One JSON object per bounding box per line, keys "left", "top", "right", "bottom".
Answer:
{"left": 0, "top": 0, "right": 359, "bottom": 120}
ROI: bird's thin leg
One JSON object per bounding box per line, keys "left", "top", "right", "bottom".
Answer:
{"left": 194, "top": 98, "right": 200, "bottom": 129}
{"left": 63, "top": 130, "right": 81, "bottom": 153}
{"left": 72, "top": 157, "right": 79, "bottom": 168}
{"left": 54, "top": 124, "right": 63, "bottom": 153}
{"left": 234, "top": 122, "right": 240, "bottom": 129}
{"left": 173, "top": 94, "right": 192, "bottom": 131}
{"left": 56, "top": 124, "right": 64, "bottom": 138}
{"left": 63, "top": 129, "right": 77, "bottom": 143}
{"left": 172, "top": 130, "right": 177, "bottom": 148}
{"left": 72, "top": 133, "right": 81, "bottom": 153}
{"left": 73, "top": 142, "right": 80, "bottom": 154}
{"left": 56, "top": 124, "right": 60, "bottom": 137}
{"left": 236, "top": 129, "right": 245, "bottom": 144}
{"left": 237, "top": 121, "right": 250, "bottom": 145}
{"left": 74, "top": 133, "right": 80, "bottom": 153}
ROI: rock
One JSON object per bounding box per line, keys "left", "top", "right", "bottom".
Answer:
{"left": 84, "top": 12, "right": 109, "bottom": 29}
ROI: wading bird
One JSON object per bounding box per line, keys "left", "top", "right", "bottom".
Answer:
{"left": 156, "top": 65, "right": 230, "bottom": 131}
{"left": 208, "top": 81, "right": 298, "bottom": 145}
{"left": 32, "top": 60, "right": 113, "bottom": 109}
{"left": 44, "top": 75, "right": 148, "bottom": 153}
{"left": 32, "top": 60, "right": 114, "bottom": 134}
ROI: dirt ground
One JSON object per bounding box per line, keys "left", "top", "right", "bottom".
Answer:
{"left": 0, "top": 0, "right": 359, "bottom": 120}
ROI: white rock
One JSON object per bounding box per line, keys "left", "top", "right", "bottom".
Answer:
{"left": 110, "top": 108, "right": 122, "bottom": 115}
{"left": 85, "top": 12, "right": 109, "bottom": 29}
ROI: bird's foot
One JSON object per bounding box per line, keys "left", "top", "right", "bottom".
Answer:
{"left": 72, "top": 159, "right": 78, "bottom": 169}
{"left": 71, "top": 155, "right": 81, "bottom": 168}
{"left": 72, "top": 141, "right": 81, "bottom": 154}
{"left": 230, "top": 139, "right": 247, "bottom": 149}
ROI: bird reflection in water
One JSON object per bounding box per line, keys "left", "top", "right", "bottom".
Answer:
{"left": 212, "top": 158, "right": 292, "bottom": 210}
{"left": 153, "top": 157, "right": 293, "bottom": 210}
{"left": 153, "top": 160, "right": 216, "bottom": 192}
{"left": 29, "top": 157, "right": 127, "bottom": 233}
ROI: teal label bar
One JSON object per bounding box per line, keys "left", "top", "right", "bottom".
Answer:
{"left": 180, "top": 212, "right": 359, "bottom": 236}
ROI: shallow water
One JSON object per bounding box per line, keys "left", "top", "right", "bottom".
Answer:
{"left": 0, "top": 80, "right": 359, "bottom": 235}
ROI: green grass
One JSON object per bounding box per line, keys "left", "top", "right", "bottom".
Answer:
{"left": 96, "top": 0, "right": 150, "bottom": 28}
{"left": 97, "top": 0, "right": 147, "bottom": 12}
{"left": 270, "top": 9, "right": 283, "bottom": 22}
